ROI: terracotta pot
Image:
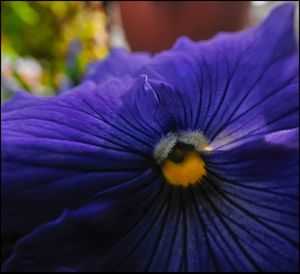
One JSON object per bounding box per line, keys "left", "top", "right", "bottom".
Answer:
{"left": 118, "top": 1, "right": 250, "bottom": 53}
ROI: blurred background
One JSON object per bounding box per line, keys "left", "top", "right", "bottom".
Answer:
{"left": 1, "top": 1, "right": 297, "bottom": 102}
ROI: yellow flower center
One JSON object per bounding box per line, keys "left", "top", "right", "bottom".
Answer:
{"left": 161, "top": 146, "right": 206, "bottom": 187}
{"left": 153, "top": 132, "right": 211, "bottom": 187}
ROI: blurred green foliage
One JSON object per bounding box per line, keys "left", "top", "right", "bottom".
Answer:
{"left": 1, "top": 1, "right": 108, "bottom": 99}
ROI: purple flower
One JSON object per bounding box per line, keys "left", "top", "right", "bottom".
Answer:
{"left": 1, "top": 3, "right": 298, "bottom": 272}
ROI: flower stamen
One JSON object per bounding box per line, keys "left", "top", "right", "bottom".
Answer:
{"left": 154, "top": 131, "right": 209, "bottom": 187}
{"left": 162, "top": 150, "right": 206, "bottom": 187}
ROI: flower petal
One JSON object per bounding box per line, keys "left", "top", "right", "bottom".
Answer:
{"left": 83, "top": 48, "right": 151, "bottom": 84}
{"left": 201, "top": 128, "right": 299, "bottom": 271}
{"left": 3, "top": 129, "right": 298, "bottom": 271}
{"left": 2, "top": 75, "right": 175, "bottom": 238}
{"left": 2, "top": 171, "right": 164, "bottom": 272}
{"left": 140, "top": 3, "right": 298, "bottom": 148}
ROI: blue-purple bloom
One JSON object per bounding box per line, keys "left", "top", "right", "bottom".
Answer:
{"left": 1, "top": 3, "right": 299, "bottom": 272}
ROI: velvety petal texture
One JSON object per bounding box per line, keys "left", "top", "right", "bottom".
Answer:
{"left": 139, "top": 3, "right": 298, "bottom": 148}
{"left": 83, "top": 48, "right": 150, "bottom": 84}
{"left": 1, "top": 3, "right": 298, "bottom": 272}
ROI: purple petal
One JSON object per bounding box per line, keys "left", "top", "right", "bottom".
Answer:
{"left": 2, "top": 77, "right": 168, "bottom": 236}
{"left": 140, "top": 3, "right": 298, "bottom": 148}
{"left": 3, "top": 131, "right": 298, "bottom": 271}
{"left": 2, "top": 172, "right": 164, "bottom": 272}
{"left": 83, "top": 48, "right": 151, "bottom": 84}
